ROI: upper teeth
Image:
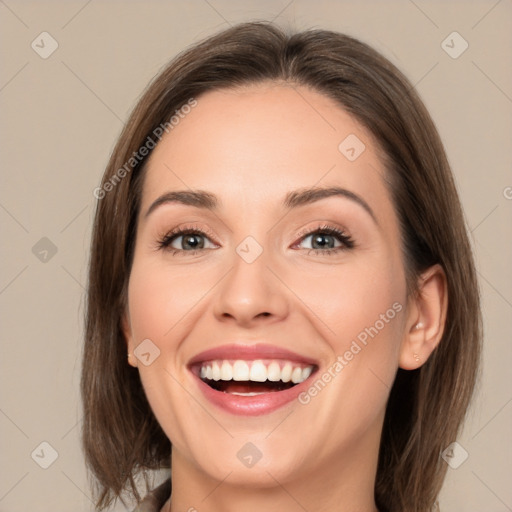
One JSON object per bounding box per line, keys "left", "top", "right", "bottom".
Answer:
{"left": 199, "top": 360, "right": 313, "bottom": 384}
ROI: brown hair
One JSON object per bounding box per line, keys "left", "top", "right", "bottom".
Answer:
{"left": 81, "top": 21, "right": 481, "bottom": 511}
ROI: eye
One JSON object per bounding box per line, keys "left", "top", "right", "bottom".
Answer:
{"left": 157, "top": 225, "right": 218, "bottom": 255}
{"left": 156, "top": 223, "right": 354, "bottom": 257}
{"left": 293, "top": 224, "right": 354, "bottom": 255}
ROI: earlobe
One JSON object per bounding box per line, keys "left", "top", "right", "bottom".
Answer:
{"left": 399, "top": 264, "right": 448, "bottom": 370}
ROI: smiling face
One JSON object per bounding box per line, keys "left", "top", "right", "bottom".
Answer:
{"left": 122, "top": 82, "right": 414, "bottom": 503}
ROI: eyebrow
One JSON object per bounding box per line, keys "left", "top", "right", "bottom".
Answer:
{"left": 144, "top": 190, "right": 218, "bottom": 218}
{"left": 144, "top": 186, "right": 377, "bottom": 224}
{"left": 284, "top": 186, "right": 377, "bottom": 224}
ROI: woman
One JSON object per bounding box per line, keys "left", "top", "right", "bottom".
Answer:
{"left": 81, "top": 21, "right": 481, "bottom": 512}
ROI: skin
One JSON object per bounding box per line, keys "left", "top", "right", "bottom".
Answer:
{"left": 122, "top": 82, "right": 447, "bottom": 512}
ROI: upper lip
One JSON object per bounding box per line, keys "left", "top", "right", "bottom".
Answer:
{"left": 188, "top": 343, "right": 319, "bottom": 367}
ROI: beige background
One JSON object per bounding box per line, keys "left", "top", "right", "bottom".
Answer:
{"left": 1, "top": 1, "right": 511, "bottom": 511}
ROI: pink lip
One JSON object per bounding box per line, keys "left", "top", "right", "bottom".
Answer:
{"left": 188, "top": 343, "right": 318, "bottom": 366}
{"left": 187, "top": 343, "right": 319, "bottom": 416}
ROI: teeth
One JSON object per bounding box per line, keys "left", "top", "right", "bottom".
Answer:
{"left": 220, "top": 361, "right": 233, "bottom": 380}
{"left": 232, "top": 360, "right": 250, "bottom": 381}
{"left": 281, "top": 363, "right": 292, "bottom": 382}
{"left": 302, "top": 366, "right": 312, "bottom": 380}
{"left": 198, "top": 359, "right": 314, "bottom": 385}
{"left": 230, "top": 391, "right": 267, "bottom": 396}
{"left": 291, "top": 367, "right": 303, "bottom": 384}
{"left": 249, "top": 360, "right": 267, "bottom": 382}
{"left": 212, "top": 361, "right": 221, "bottom": 381}
{"left": 267, "top": 362, "right": 281, "bottom": 381}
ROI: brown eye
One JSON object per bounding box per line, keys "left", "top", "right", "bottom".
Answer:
{"left": 170, "top": 233, "right": 206, "bottom": 250}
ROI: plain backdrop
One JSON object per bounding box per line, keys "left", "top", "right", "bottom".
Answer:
{"left": 0, "top": 1, "right": 511, "bottom": 511}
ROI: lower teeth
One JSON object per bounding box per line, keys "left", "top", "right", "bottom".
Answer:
{"left": 228, "top": 391, "right": 267, "bottom": 396}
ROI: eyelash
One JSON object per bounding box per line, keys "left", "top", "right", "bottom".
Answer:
{"left": 156, "top": 223, "right": 355, "bottom": 257}
{"left": 294, "top": 224, "right": 355, "bottom": 256}
{"left": 156, "top": 224, "right": 217, "bottom": 256}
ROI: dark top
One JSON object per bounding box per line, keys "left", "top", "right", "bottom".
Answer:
{"left": 131, "top": 478, "right": 171, "bottom": 512}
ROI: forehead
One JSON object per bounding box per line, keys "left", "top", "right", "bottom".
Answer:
{"left": 141, "top": 82, "right": 391, "bottom": 218}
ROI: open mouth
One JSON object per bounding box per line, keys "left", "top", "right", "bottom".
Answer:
{"left": 193, "top": 359, "right": 316, "bottom": 396}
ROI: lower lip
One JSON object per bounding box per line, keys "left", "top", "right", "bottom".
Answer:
{"left": 191, "top": 371, "right": 316, "bottom": 416}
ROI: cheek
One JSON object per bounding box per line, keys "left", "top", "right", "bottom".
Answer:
{"left": 290, "top": 252, "right": 406, "bottom": 409}
{"left": 128, "top": 274, "right": 171, "bottom": 341}
{"left": 127, "top": 259, "right": 209, "bottom": 343}
{"left": 126, "top": 262, "right": 203, "bottom": 446}
{"left": 291, "top": 254, "right": 405, "bottom": 351}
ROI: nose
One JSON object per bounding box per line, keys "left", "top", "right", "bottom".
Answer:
{"left": 212, "top": 246, "right": 290, "bottom": 328}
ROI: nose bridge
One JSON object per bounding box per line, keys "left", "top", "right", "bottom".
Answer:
{"left": 213, "top": 235, "right": 288, "bottom": 325}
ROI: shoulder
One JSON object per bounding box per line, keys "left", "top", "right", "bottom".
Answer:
{"left": 131, "top": 478, "right": 171, "bottom": 512}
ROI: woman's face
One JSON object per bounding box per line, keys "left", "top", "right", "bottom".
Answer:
{"left": 123, "top": 83, "right": 411, "bottom": 488}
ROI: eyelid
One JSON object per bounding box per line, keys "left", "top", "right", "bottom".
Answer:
{"left": 156, "top": 221, "right": 355, "bottom": 255}
{"left": 165, "top": 222, "right": 216, "bottom": 237}
{"left": 291, "top": 223, "right": 355, "bottom": 249}
{"left": 155, "top": 223, "right": 219, "bottom": 252}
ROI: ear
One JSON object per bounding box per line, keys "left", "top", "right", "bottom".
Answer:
{"left": 121, "top": 310, "right": 138, "bottom": 368}
{"left": 399, "top": 264, "right": 448, "bottom": 370}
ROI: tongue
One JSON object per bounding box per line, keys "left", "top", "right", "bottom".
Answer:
{"left": 211, "top": 380, "right": 294, "bottom": 394}
{"left": 225, "top": 382, "right": 276, "bottom": 394}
